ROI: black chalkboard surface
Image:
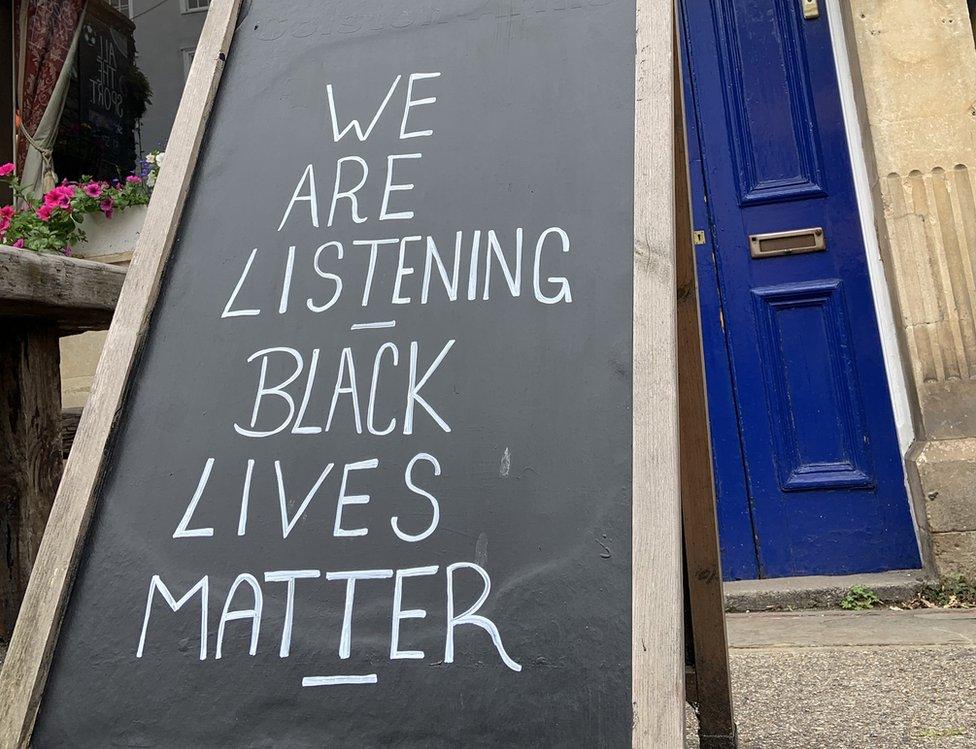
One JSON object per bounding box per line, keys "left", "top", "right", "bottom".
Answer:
{"left": 4, "top": 0, "right": 681, "bottom": 746}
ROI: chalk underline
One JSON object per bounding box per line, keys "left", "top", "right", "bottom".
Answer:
{"left": 350, "top": 321, "right": 397, "bottom": 331}
{"left": 302, "top": 674, "right": 378, "bottom": 687}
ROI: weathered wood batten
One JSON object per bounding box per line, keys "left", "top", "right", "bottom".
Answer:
{"left": 0, "top": 248, "right": 125, "bottom": 335}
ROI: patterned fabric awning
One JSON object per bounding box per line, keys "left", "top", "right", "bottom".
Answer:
{"left": 14, "top": 0, "right": 87, "bottom": 180}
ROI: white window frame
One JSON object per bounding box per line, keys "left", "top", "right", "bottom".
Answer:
{"left": 180, "top": 0, "right": 210, "bottom": 14}
{"left": 181, "top": 46, "right": 196, "bottom": 79}
{"left": 109, "top": 0, "right": 134, "bottom": 18}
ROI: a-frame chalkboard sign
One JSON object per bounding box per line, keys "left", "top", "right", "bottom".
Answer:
{"left": 0, "top": 0, "right": 687, "bottom": 745}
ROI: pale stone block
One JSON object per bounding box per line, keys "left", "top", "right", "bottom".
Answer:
{"left": 931, "top": 530, "right": 976, "bottom": 577}
{"left": 920, "top": 380, "right": 976, "bottom": 441}
{"left": 877, "top": 163, "right": 976, "bottom": 436}
{"left": 913, "top": 437, "right": 976, "bottom": 532}
{"left": 59, "top": 331, "right": 109, "bottom": 409}
{"left": 849, "top": 0, "right": 976, "bottom": 175}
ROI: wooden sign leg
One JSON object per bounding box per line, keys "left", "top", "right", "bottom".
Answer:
{"left": 674, "top": 30, "right": 738, "bottom": 749}
{"left": 0, "top": 326, "right": 63, "bottom": 640}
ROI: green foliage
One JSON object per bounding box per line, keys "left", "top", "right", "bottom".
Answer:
{"left": 124, "top": 63, "right": 154, "bottom": 123}
{"left": 909, "top": 575, "right": 976, "bottom": 609}
{"left": 839, "top": 585, "right": 881, "bottom": 611}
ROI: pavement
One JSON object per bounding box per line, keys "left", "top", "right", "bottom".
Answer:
{"left": 686, "top": 609, "right": 976, "bottom": 748}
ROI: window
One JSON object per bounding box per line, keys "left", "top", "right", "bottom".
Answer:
{"left": 181, "top": 47, "right": 196, "bottom": 79}
{"left": 180, "top": 0, "right": 210, "bottom": 13}
{"left": 108, "top": 0, "right": 132, "bottom": 17}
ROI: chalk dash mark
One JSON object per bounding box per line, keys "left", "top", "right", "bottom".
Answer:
{"left": 500, "top": 447, "right": 511, "bottom": 477}
{"left": 302, "top": 675, "right": 378, "bottom": 687}
{"left": 351, "top": 321, "right": 396, "bottom": 331}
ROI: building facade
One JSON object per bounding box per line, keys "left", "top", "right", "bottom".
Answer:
{"left": 106, "top": 0, "right": 207, "bottom": 153}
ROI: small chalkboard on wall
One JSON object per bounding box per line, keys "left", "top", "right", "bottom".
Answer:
{"left": 0, "top": 0, "right": 684, "bottom": 745}
{"left": 55, "top": 0, "right": 139, "bottom": 182}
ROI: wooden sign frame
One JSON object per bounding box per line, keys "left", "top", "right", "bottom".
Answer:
{"left": 0, "top": 0, "right": 684, "bottom": 745}
{"left": 674, "top": 33, "right": 738, "bottom": 748}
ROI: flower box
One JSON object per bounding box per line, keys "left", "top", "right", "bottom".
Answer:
{"left": 75, "top": 204, "right": 147, "bottom": 265}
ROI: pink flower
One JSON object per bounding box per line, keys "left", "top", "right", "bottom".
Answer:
{"left": 83, "top": 181, "right": 103, "bottom": 198}
{"left": 0, "top": 163, "right": 15, "bottom": 177}
{"left": 1, "top": 206, "right": 14, "bottom": 220}
{"left": 126, "top": 175, "right": 142, "bottom": 184}
{"left": 99, "top": 198, "right": 114, "bottom": 219}
{"left": 63, "top": 246, "right": 72, "bottom": 256}
{"left": 12, "top": 238, "right": 24, "bottom": 248}
{"left": 43, "top": 185, "right": 75, "bottom": 209}
{"left": 36, "top": 204, "right": 54, "bottom": 221}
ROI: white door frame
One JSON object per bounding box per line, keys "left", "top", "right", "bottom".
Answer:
{"left": 825, "top": 0, "right": 916, "bottom": 457}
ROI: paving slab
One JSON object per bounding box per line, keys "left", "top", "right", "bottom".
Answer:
{"left": 728, "top": 608, "right": 976, "bottom": 648}
{"left": 687, "top": 609, "right": 976, "bottom": 748}
{"left": 687, "top": 645, "right": 976, "bottom": 748}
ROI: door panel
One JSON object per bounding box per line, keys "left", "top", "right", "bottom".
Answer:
{"left": 752, "top": 280, "right": 873, "bottom": 491}
{"left": 712, "top": 0, "right": 825, "bottom": 204}
{"left": 681, "top": 0, "right": 921, "bottom": 577}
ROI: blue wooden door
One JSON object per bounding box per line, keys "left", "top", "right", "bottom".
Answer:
{"left": 680, "top": 0, "right": 921, "bottom": 579}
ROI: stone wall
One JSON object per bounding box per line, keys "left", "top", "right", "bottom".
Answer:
{"left": 59, "top": 208, "right": 143, "bottom": 409}
{"left": 843, "top": 0, "right": 976, "bottom": 575}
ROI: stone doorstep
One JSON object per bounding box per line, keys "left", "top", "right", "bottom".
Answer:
{"left": 727, "top": 608, "right": 976, "bottom": 649}
{"left": 914, "top": 435, "right": 976, "bottom": 533}
{"left": 723, "top": 569, "right": 933, "bottom": 612}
